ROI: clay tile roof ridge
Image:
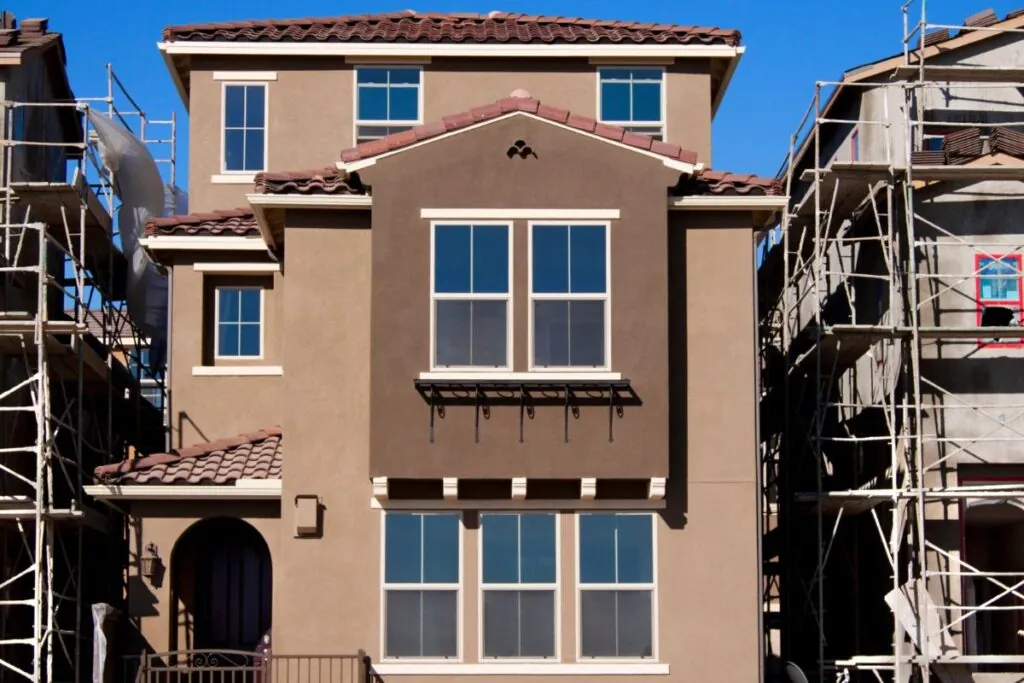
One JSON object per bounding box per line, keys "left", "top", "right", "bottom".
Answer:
{"left": 144, "top": 208, "right": 259, "bottom": 237}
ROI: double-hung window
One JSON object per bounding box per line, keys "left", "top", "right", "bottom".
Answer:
{"left": 530, "top": 224, "right": 609, "bottom": 369}
{"left": 432, "top": 223, "right": 511, "bottom": 369}
{"left": 384, "top": 512, "right": 460, "bottom": 659}
{"left": 222, "top": 84, "right": 266, "bottom": 172}
{"left": 130, "top": 347, "right": 164, "bottom": 410}
{"left": 598, "top": 68, "right": 664, "bottom": 140}
{"left": 355, "top": 67, "right": 421, "bottom": 143}
{"left": 578, "top": 513, "right": 655, "bottom": 659}
{"left": 481, "top": 513, "right": 557, "bottom": 659}
{"left": 216, "top": 287, "right": 263, "bottom": 359}
{"left": 977, "top": 254, "right": 1023, "bottom": 345}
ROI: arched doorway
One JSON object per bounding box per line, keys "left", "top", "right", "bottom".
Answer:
{"left": 171, "top": 518, "right": 272, "bottom": 654}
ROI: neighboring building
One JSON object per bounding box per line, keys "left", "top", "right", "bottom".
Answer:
{"left": 760, "top": 7, "right": 1024, "bottom": 683}
{"left": 89, "top": 12, "right": 785, "bottom": 682}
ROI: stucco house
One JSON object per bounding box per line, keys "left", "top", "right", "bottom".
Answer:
{"left": 86, "top": 11, "right": 785, "bottom": 683}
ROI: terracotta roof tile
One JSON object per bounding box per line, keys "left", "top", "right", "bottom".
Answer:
{"left": 253, "top": 167, "right": 366, "bottom": 195}
{"left": 145, "top": 208, "right": 260, "bottom": 237}
{"left": 672, "top": 169, "right": 784, "bottom": 197}
{"left": 93, "top": 427, "right": 282, "bottom": 485}
{"left": 338, "top": 96, "right": 702, "bottom": 167}
{"left": 162, "top": 11, "right": 741, "bottom": 46}
{"left": 910, "top": 127, "right": 1024, "bottom": 166}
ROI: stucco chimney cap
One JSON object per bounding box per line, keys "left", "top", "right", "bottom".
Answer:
{"left": 488, "top": 10, "right": 503, "bottom": 18}
{"left": 510, "top": 88, "right": 531, "bottom": 99}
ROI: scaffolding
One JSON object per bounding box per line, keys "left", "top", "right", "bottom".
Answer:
{"left": 0, "top": 64, "right": 173, "bottom": 683}
{"left": 761, "top": 2, "right": 1024, "bottom": 682}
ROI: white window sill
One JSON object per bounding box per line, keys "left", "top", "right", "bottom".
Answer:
{"left": 192, "top": 366, "right": 283, "bottom": 377}
{"left": 419, "top": 371, "right": 623, "bottom": 382}
{"left": 211, "top": 173, "right": 257, "bottom": 184}
{"left": 372, "top": 662, "right": 669, "bottom": 676}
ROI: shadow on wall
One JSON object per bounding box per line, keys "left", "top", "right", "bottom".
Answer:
{"left": 665, "top": 215, "right": 688, "bottom": 531}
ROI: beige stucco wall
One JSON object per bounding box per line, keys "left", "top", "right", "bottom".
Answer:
{"left": 167, "top": 254, "right": 284, "bottom": 447}
{"left": 187, "top": 57, "right": 713, "bottom": 213}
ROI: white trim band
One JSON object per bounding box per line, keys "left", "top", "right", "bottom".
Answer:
{"left": 192, "top": 365, "right": 283, "bottom": 377}
{"left": 141, "top": 236, "right": 269, "bottom": 251}
{"left": 418, "top": 371, "right": 623, "bottom": 382}
{"left": 161, "top": 41, "right": 740, "bottom": 59}
{"left": 421, "top": 208, "right": 620, "bottom": 220}
{"left": 247, "top": 194, "right": 373, "bottom": 209}
{"left": 371, "top": 498, "right": 666, "bottom": 511}
{"left": 212, "top": 173, "right": 257, "bottom": 184}
{"left": 668, "top": 196, "right": 788, "bottom": 210}
{"left": 213, "top": 71, "right": 278, "bottom": 81}
{"left": 85, "top": 481, "right": 282, "bottom": 501}
{"left": 371, "top": 663, "right": 669, "bottom": 675}
{"left": 193, "top": 262, "right": 281, "bottom": 273}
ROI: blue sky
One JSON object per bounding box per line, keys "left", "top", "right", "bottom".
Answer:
{"left": 22, "top": 0, "right": 1023, "bottom": 190}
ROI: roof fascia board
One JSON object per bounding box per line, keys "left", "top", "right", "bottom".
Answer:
{"left": 336, "top": 111, "right": 701, "bottom": 174}
{"left": 84, "top": 482, "right": 282, "bottom": 500}
{"left": 669, "top": 195, "right": 788, "bottom": 209}
{"left": 139, "top": 236, "right": 270, "bottom": 251}
{"left": 246, "top": 194, "right": 373, "bottom": 209}
{"left": 160, "top": 48, "right": 190, "bottom": 111}
{"left": 159, "top": 41, "right": 741, "bottom": 59}
{"left": 712, "top": 48, "right": 745, "bottom": 117}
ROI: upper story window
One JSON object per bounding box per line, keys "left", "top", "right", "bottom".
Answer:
{"left": 129, "top": 347, "right": 157, "bottom": 381}
{"left": 356, "top": 67, "right": 422, "bottom": 144}
{"left": 977, "top": 254, "right": 1023, "bottom": 345}
{"left": 578, "top": 513, "right": 655, "bottom": 659}
{"left": 480, "top": 513, "right": 557, "bottom": 659}
{"left": 222, "top": 84, "right": 266, "bottom": 173}
{"left": 530, "top": 224, "right": 609, "bottom": 370}
{"left": 384, "top": 512, "right": 460, "bottom": 659}
{"left": 432, "top": 223, "right": 511, "bottom": 370}
{"left": 216, "top": 286, "right": 263, "bottom": 359}
{"left": 598, "top": 68, "right": 664, "bottom": 141}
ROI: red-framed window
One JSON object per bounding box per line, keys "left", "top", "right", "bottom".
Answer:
{"left": 975, "top": 253, "right": 1023, "bottom": 347}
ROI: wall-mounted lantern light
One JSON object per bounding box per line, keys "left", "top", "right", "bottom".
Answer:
{"left": 140, "top": 542, "right": 161, "bottom": 580}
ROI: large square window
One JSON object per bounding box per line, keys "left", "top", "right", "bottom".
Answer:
{"left": 531, "top": 224, "right": 609, "bottom": 369}
{"left": 578, "top": 513, "right": 654, "bottom": 659}
{"left": 222, "top": 84, "right": 266, "bottom": 172}
{"left": 384, "top": 512, "right": 461, "bottom": 659}
{"left": 216, "top": 287, "right": 263, "bottom": 358}
{"left": 481, "top": 513, "right": 557, "bottom": 659}
{"left": 356, "top": 67, "right": 421, "bottom": 143}
{"left": 432, "top": 224, "right": 511, "bottom": 369}
{"left": 598, "top": 68, "right": 664, "bottom": 140}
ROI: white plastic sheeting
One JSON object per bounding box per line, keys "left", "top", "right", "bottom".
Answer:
{"left": 86, "top": 111, "right": 169, "bottom": 371}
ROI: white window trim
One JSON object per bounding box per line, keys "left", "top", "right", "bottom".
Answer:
{"left": 353, "top": 65, "right": 424, "bottom": 146}
{"left": 191, "top": 365, "right": 283, "bottom": 377}
{"left": 213, "top": 285, "right": 265, "bottom": 361}
{"left": 429, "top": 221, "right": 513, "bottom": 373}
{"left": 595, "top": 67, "right": 667, "bottom": 141}
{"left": 527, "top": 222, "right": 612, "bottom": 373}
{"left": 478, "top": 512, "right": 561, "bottom": 662}
{"left": 371, "top": 662, "right": 669, "bottom": 675}
{"left": 220, "top": 81, "right": 269, "bottom": 174}
{"left": 212, "top": 70, "right": 278, "bottom": 81}
{"left": 574, "top": 512, "right": 659, "bottom": 663}
{"left": 380, "top": 511, "right": 464, "bottom": 663}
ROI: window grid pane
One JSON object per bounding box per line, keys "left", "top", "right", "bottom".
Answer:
{"left": 979, "top": 257, "right": 1021, "bottom": 303}
{"left": 217, "top": 288, "right": 262, "bottom": 358}
{"left": 223, "top": 85, "right": 266, "bottom": 172}
{"left": 432, "top": 225, "right": 509, "bottom": 369}
{"left": 356, "top": 67, "right": 421, "bottom": 128}
{"left": 384, "top": 513, "right": 460, "bottom": 659}
{"left": 598, "top": 69, "right": 663, "bottom": 137}
{"left": 481, "top": 514, "right": 557, "bottom": 659}
{"left": 531, "top": 225, "right": 608, "bottom": 368}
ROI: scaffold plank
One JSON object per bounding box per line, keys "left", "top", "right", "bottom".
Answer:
{"left": 894, "top": 64, "right": 1024, "bottom": 83}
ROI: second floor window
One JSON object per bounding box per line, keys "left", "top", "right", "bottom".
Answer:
{"left": 216, "top": 286, "right": 263, "bottom": 359}
{"left": 977, "top": 254, "right": 1022, "bottom": 345}
{"left": 222, "top": 84, "right": 266, "bottom": 172}
{"left": 598, "top": 68, "right": 664, "bottom": 140}
{"left": 356, "top": 67, "right": 421, "bottom": 144}
{"left": 432, "top": 223, "right": 511, "bottom": 370}
{"left": 481, "top": 513, "right": 557, "bottom": 659}
{"left": 384, "top": 512, "right": 460, "bottom": 659}
{"left": 531, "top": 224, "right": 609, "bottom": 369}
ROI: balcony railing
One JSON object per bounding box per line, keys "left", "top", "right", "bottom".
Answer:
{"left": 128, "top": 651, "right": 383, "bottom": 683}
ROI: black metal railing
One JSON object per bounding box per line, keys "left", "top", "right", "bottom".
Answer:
{"left": 132, "top": 650, "right": 382, "bottom": 683}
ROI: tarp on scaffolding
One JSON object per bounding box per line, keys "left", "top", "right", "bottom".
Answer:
{"left": 85, "top": 111, "right": 168, "bottom": 371}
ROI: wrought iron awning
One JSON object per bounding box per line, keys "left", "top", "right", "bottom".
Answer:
{"left": 413, "top": 379, "right": 640, "bottom": 444}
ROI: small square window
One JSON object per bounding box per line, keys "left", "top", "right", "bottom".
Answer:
{"left": 222, "top": 84, "right": 266, "bottom": 172}
{"left": 356, "top": 67, "right": 421, "bottom": 144}
{"left": 598, "top": 68, "right": 664, "bottom": 140}
{"left": 578, "top": 513, "right": 655, "bottom": 659}
{"left": 383, "top": 512, "right": 461, "bottom": 659}
{"left": 431, "top": 224, "right": 511, "bottom": 370}
{"left": 216, "top": 287, "right": 263, "bottom": 358}
{"left": 530, "top": 225, "right": 609, "bottom": 369}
